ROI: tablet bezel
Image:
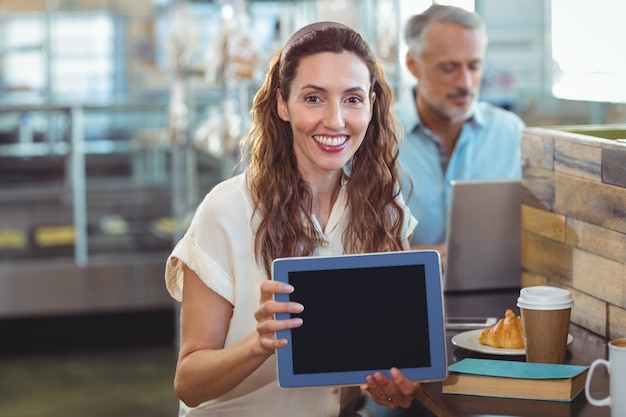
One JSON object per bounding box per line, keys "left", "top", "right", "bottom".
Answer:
{"left": 272, "top": 250, "right": 447, "bottom": 388}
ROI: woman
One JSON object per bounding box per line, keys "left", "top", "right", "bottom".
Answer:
{"left": 165, "top": 21, "right": 420, "bottom": 416}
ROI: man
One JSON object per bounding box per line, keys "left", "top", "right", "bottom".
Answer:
{"left": 398, "top": 4, "right": 525, "bottom": 264}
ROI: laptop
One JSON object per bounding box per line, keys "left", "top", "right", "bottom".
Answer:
{"left": 443, "top": 179, "right": 521, "bottom": 293}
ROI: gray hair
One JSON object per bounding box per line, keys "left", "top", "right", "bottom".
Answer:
{"left": 404, "top": 4, "right": 486, "bottom": 58}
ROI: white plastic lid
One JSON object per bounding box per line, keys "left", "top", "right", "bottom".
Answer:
{"left": 517, "top": 286, "right": 574, "bottom": 310}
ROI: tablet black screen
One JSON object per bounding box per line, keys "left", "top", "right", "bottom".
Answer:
{"left": 287, "top": 264, "right": 431, "bottom": 374}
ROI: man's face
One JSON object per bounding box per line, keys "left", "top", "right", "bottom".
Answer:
{"left": 407, "top": 22, "right": 487, "bottom": 122}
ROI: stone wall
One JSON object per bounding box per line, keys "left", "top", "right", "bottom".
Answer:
{"left": 521, "top": 126, "right": 626, "bottom": 339}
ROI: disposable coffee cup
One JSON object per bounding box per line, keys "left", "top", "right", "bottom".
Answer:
{"left": 517, "top": 286, "right": 574, "bottom": 364}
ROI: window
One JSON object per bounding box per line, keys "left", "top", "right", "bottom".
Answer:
{"left": 1, "top": 11, "right": 116, "bottom": 101}
{"left": 2, "top": 15, "right": 46, "bottom": 97}
{"left": 49, "top": 12, "right": 116, "bottom": 99}
{"left": 551, "top": 0, "right": 626, "bottom": 102}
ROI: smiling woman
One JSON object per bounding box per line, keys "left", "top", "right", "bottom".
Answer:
{"left": 163, "top": 21, "right": 419, "bottom": 417}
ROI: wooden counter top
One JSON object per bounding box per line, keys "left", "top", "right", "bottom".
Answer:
{"left": 412, "top": 289, "right": 611, "bottom": 417}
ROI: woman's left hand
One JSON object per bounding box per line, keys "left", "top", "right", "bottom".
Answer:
{"left": 360, "top": 367, "right": 420, "bottom": 410}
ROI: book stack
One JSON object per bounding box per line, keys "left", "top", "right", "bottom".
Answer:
{"left": 442, "top": 358, "right": 589, "bottom": 402}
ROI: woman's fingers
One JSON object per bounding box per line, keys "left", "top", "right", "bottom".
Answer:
{"left": 256, "top": 316, "right": 303, "bottom": 351}
{"left": 390, "top": 368, "right": 420, "bottom": 397}
{"left": 259, "top": 280, "right": 294, "bottom": 303}
{"left": 361, "top": 368, "right": 419, "bottom": 409}
{"left": 256, "top": 280, "right": 302, "bottom": 317}
{"left": 255, "top": 280, "right": 303, "bottom": 352}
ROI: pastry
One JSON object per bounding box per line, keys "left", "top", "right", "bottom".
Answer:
{"left": 478, "top": 309, "right": 524, "bottom": 349}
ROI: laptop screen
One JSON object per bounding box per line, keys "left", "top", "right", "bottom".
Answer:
{"left": 444, "top": 179, "right": 521, "bottom": 292}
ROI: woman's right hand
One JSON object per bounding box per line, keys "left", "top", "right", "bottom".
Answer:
{"left": 254, "top": 280, "right": 304, "bottom": 353}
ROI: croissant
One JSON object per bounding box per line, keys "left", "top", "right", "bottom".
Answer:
{"left": 478, "top": 309, "right": 525, "bottom": 349}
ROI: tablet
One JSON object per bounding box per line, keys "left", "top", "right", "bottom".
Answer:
{"left": 272, "top": 250, "right": 447, "bottom": 388}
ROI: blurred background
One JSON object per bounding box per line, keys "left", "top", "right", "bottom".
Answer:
{"left": 0, "top": 0, "right": 624, "bottom": 416}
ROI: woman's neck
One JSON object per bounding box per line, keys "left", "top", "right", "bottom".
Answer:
{"left": 308, "top": 171, "right": 343, "bottom": 231}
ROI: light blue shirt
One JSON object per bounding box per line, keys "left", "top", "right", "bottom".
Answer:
{"left": 397, "top": 87, "right": 524, "bottom": 245}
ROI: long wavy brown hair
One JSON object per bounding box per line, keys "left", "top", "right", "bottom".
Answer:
{"left": 240, "top": 24, "right": 408, "bottom": 277}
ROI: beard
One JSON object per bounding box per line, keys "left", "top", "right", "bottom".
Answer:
{"left": 442, "top": 88, "right": 476, "bottom": 121}
{"left": 418, "top": 87, "right": 477, "bottom": 122}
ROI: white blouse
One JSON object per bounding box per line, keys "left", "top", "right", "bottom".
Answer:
{"left": 165, "top": 172, "right": 417, "bottom": 417}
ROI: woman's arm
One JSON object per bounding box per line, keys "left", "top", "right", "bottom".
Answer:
{"left": 174, "top": 265, "right": 303, "bottom": 407}
{"left": 174, "top": 266, "right": 269, "bottom": 406}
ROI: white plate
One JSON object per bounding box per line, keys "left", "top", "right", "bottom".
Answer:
{"left": 451, "top": 329, "right": 574, "bottom": 356}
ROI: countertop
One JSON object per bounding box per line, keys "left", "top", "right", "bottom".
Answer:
{"left": 414, "top": 289, "right": 611, "bottom": 417}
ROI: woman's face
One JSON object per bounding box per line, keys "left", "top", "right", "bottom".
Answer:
{"left": 277, "top": 51, "right": 374, "bottom": 178}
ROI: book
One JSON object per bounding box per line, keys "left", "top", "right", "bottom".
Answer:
{"left": 442, "top": 358, "right": 589, "bottom": 402}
